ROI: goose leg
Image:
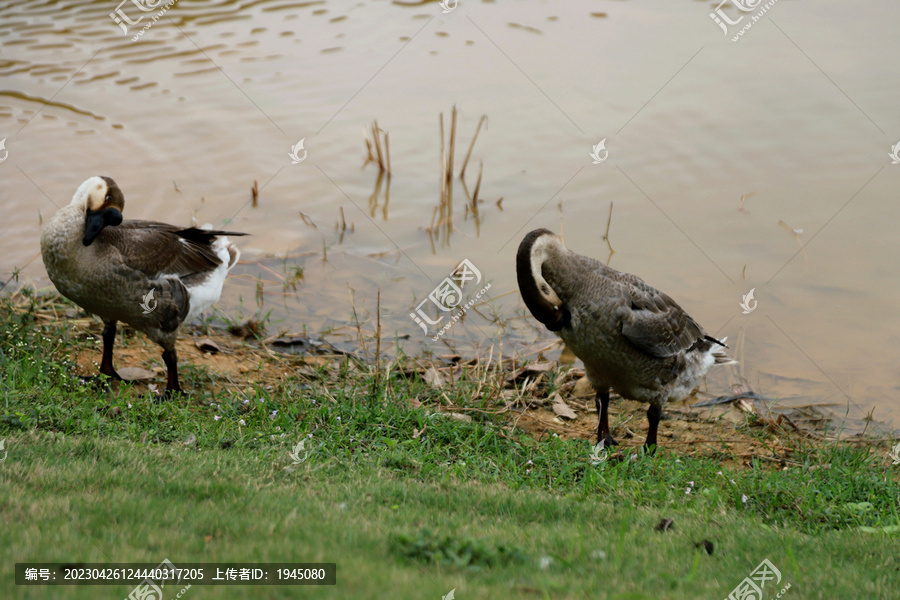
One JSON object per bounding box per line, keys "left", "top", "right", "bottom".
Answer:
{"left": 98, "top": 320, "right": 122, "bottom": 381}
{"left": 595, "top": 389, "right": 618, "bottom": 446}
{"left": 161, "top": 348, "right": 182, "bottom": 398}
{"left": 644, "top": 403, "right": 662, "bottom": 453}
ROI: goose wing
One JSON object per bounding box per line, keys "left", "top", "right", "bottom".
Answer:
{"left": 612, "top": 273, "right": 704, "bottom": 358}
{"left": 98, "top": 220, "right": 246, "bottom": 278}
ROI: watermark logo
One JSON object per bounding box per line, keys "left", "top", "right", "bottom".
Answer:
{"left": 438, "top": 0, "right": 457, "bottom": 13}
{"left": 289, "top": 138, "right": 307, "bottom": 164}
{"left": 140, "top": 288, "right": 157, "bottom": 315}
{"left": 410, "top": 259, "right": 491, "bottom": 340}
{"left": 589, "top": 139, "right": 608, "bottom": 164}
{"left": 0, "top": 138, "right": 8, "bottom": 163}
{"left": 889, "top": 442, "right": 900, "bottom": 465}
{"left": 710, "top": 0, "right": 780, "bottom": 41}
{"left": 288, "top": 440, "right": 308, "bottom": 464}
{"left": 889, "top": 141, "right": 900, "bottom": 165}
{"left": 724, "top": 558, "right": 789, "bottom": 600}
{"left": 126, "top": 558, "right": 191, "bottom": 600}
{"left": 109, "top": 0, "right": 179, "bottom": 42}
{"left": 740, "top": 288, "right": 757, "bottom": 314}
{"left": 0, "top": 439, "right": 7, "bottom": 463}
{"left": 442, "top": 589, "right": 456, "bottom": 600}
{"left": 589, "top": 440, "right": 607, "bottom": 465}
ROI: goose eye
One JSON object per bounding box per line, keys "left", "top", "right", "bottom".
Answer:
{"left": 105, "top": 194, "right": 112, "bottom": 202}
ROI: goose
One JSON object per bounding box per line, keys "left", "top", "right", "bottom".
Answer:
{"left": 516, "top": 229, "right": 734, "bottom": 450}
{"left": 40, "top": 176, "right": 246, "bottom": 397}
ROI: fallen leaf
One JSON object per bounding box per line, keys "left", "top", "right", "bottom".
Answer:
{"left": 507, "top": 361, "right": 555, "bottom": 382}
{"left": 447, "top": 412, "right": 472, "bottom": 423}
{"left": 303, "top": 356, "right": 331, "bottom": 368}
{"left": 694, "top": 539, "right": 715, "bottom": 554}
{"left": 195, "top": 337, "right": 222, "bottom": 354}
{"left": 117, "top": 367, "right": 155, "bottom": 381}
{"left": 572, "top": 376, "right": 595, "bottom": 398}
{"left": 423, "top": 366, "right": 444, "bottom": 388}
{"left": 736, "top": 398, "right": 755, "bottom": 414}
{"left": 551, "top": 393, "right": 577, "bottom": 420}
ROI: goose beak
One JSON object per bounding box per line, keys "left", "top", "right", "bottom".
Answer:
{"left": 83, "top": 207, "right": 123, "bottom": 246}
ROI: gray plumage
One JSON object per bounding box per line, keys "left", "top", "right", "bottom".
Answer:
{"left": 516, "top": 228, "right": 734, "bottom": 449}
{"left": 40, "top": 176, "right": 245, "bottom": 396}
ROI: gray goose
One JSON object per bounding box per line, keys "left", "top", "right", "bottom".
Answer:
{"left": 40, "top": 176, "right": 246, "bottom": 397}
{"left": 516, "top": 229, "right": 733, "bottom": 450}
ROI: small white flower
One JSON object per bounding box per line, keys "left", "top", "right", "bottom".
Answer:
{"left": 239, "top": 419, "right": 246, "bottom": 426}
{"left": 742, "top": 494, "right": 749, "bottom": 503}
{"left": 214, "top": 415, "right": 221, "bottom": 421}
{"left": 243, "top": 399, "right": 249, "bottom": 405}
{"left": 538, "top": 556, "right": 552, "bottom": 570}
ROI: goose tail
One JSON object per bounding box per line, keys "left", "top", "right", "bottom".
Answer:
{"left": 707, "top": 336, "right": 738, "bottom": 365}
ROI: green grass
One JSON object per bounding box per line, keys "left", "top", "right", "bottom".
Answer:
{"left": 2, "top": 291, "right": 899, "bottom": 599}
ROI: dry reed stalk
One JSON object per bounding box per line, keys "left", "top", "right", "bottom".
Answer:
{"left": 372, "top": 121, "right": 384, "bottom": 168}
{"left": 376, "top": 288, "right": 382, "bottom": 375}
{"left": 251, "top": 180, "right": 259, "bottom": 208}
{"left": 440, "top": 113, "right": 447, "bottom": 202}
{"left": 364, "top": 121, "right": 391, "bottom": 174}
{"left": 446, "top": 105, "right": 457, "bottom": 188}
{"left": 459, "top": 114, "right": 487, "bottom": 180}
{"left": 348, "top": 285, "right": 368, "bottom": 360}
{"left": 471, "top": 160, "right": 483, "bottom": 210}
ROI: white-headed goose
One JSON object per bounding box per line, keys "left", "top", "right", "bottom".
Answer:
{"left": 516, "top": 229, "right": 734, "bottom": 450}
{"left": 40, "top": 176, "right": 246, "bottom": 397}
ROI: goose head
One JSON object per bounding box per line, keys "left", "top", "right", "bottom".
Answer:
{"left": 516, "top": 228, "right": 570, "bottom": 331}
{"left": 72, "top": 176, "right": 125, "bottom": 246}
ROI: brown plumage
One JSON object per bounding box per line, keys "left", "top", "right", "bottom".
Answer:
{"left": 40, "top": 176, "right": 246, "bottom": 397}
{"left": 516, "top": 229, "right": 734, "bottom": 450}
